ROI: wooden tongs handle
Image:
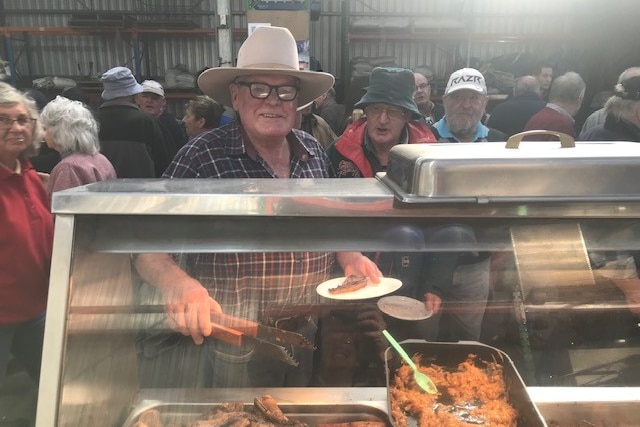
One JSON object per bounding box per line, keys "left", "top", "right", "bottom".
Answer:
{"left": 209, "top": 322, "right": 244, "bottom": 346}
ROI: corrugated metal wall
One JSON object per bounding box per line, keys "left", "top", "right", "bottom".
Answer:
{"left": 1, "top": 0, "right": 639, "bottom": 112}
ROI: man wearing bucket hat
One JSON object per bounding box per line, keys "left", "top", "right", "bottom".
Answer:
{"left": 324, "top": 68, "right": 447, "bottom": 358}
{"left": 134, "top": 26, "right": 381, "bottom": 388}
{"left": 327, "top": 67, "right": 437, "bottom": 178}
{"left": 432, "top": 67, "right": 506, "bottom": 142}
{"left": 97, "top": 66, "right": 174, "bottom": 177}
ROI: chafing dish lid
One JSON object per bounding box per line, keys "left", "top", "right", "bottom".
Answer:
{"left": 377, "top": 133, "right": 640, "bottom": 204}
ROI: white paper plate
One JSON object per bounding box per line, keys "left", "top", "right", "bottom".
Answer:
{"left": 377, "top": 295, "right": 433, "bottom": 320}
{"left": 316, "top": 277, "right": 402, "bottom": 300}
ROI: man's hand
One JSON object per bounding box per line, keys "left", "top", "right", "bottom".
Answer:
{"left": 336, "top": 251, "right": 383, "bottom": 284}
{"left": 165, "top": 282, "right": 222, "bottom": 345}
{"left": 135, "top": 253, "right": 222, "bottom": 345}
{"left": 424, "top": 292, "right": 442, "bottom": 315}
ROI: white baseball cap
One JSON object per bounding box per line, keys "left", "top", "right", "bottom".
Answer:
{"left": 141, "top": 79, "right": 165, "bottom": 97}
{"left": 444, "top": 68, "right": 487, "bottom": 96}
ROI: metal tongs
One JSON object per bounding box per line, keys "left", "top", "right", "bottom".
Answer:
{"left": 209, "top": 312, "right": 315, "bottom": 366}
{"left": 68, "top": 305, "right": 314, "bottom": 366}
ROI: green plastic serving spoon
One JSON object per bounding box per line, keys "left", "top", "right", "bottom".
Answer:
{"left": 382, "top": 329, "right": 438, "bottom": 394}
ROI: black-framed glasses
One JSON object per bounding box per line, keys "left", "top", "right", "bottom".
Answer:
{"left": 234, "top": 81, "right": 299, "bottom": 101}
{"left": 364, "top": 104, "right": 407, "bottom": 121}
{"left": 0, "top": 115, "right": 37, "bottom": 128}
{"left": 415, "top": 82, "right": 431, "bottom": 91}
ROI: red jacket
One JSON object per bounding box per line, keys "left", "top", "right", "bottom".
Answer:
{"left": 328, "top": 118, "right": 436, "bottom": 178}
{"left": 0, "top": 159, "right": 53, "bottom": 323}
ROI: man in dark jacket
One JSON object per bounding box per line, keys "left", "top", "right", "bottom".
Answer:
{"left": 487, "top": 75, "right": 546, "bottom": 137}
{"left": 136, "top": 79, "right": 188, "bottom": 151}
{"left": 313, "top": 87, "right": 346, "bottom": 136}
{"left": 431, "top": 67, "right": 507, "bottom": 142}
{"left": 413, "top": 69, "right": 444, "bottom": 125}
{"left": 97, "top": 67, "right": 174, "bottom": 177}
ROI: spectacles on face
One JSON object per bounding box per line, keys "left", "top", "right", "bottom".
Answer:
{"left": 234, "top": 81, "right": 299, "bottom": 101}
{"left": 0, "top": 115, "right": 37, "bottom": 128}
{"left": 364, "top": 104, "right": 407, "bottom": 121}
{"left": 415, "top": 83, "right": 431, "bottom": 91}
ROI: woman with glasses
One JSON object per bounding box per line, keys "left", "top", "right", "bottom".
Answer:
{"left": 39, "top": 96, "right": 116, "bottom": 201}
{"left": 0, "top": 82, "right": 53, "bottom": 394}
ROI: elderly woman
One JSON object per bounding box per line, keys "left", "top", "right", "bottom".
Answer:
{"left": 181, "top": 95, "right": 225, "bottom": 138}
{"left": 40, "top": 96, "right": 116, "bottom": 199}
{"left": 0, "top": 82, "right": 53, "bottom": 386}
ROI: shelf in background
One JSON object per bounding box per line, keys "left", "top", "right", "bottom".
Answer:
{"left": 348, "top": 32, "right": 576, "bottom": 42}
{"left": 0, "top": 26, "right": 248, "bottom": 38}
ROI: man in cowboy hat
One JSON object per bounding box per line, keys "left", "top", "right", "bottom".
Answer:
{"left": 134, "top": 26, "right": 381, "bottom": 388}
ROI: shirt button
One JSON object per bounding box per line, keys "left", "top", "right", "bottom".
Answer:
{"left": 300, "top": 154, "right": 309, "bottom": 162}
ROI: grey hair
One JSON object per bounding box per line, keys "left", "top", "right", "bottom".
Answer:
{"left": 618, "top": 66, "right": 640, "bottom": 84}
{"left": 605, "top": 83, "right": 640, "bottom": 122}
{"left": 40, "top": 96, "right": 100, "bottom": 155}
{"left": 514, "top": 75, "right": 541, "bottom": 97}
{"left": 549, "top": 71, "right": 586, "bottom": 104}
{"left": 0, "top": 82, "right": 44, "bottom": 158}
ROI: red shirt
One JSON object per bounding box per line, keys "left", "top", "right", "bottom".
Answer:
{"left": 524, "top": 105, "right": 576, "bottom": 139}
{"left": 0, "top": 158, "right": 53, "bottom": 323}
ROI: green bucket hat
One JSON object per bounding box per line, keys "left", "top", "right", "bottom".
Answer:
{"left": 355, "top": 67, "right": 421, "bottom": 120}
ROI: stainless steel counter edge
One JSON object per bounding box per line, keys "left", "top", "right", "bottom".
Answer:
{"left": 132, "top": 385, "right": 640, "bottom": 404}
{"left": 122, "top": 387, "right": 640, "bottom": 425}
{"left": 51, "top": 178, "right": 640, "bottom": 218}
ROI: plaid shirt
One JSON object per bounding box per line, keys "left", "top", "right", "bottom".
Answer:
{"left": 164, "top": 120, "right": 335, "bottom": 320}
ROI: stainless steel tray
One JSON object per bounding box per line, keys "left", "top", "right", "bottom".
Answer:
{"left": 378, "top": 135, "right": 640, "bottom": 204}
{"left": 384, "top": 340, "right": 547, "bottom": 427}
{"left": 122, "top": 392, "right": 392, "bottom": 427}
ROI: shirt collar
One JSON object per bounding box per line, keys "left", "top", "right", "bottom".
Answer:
{"left": 546, "top": 102, "right": 575, "bottom": 124}
{"left": 0, "top": 157, "right": 28, "bottom": 179}
{"left": 434, "top": 117, "right": 489, "bottom": 142}
{"left": 238, "top": 121, "right": 312, "bottom": 162}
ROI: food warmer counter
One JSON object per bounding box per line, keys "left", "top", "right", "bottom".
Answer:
{"left": 38, "top": 141, "right": 640, "bottom": 426}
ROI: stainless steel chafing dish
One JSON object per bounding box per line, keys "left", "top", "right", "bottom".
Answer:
{"left": 36, "top": 138, "right": 640, "bottom": 426}
{"left": 379, "top": 134, "right": 640, "bottom": 204}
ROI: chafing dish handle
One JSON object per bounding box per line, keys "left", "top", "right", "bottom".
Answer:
{"left": 506, "top": 130, "right": 575, "bottom": 148}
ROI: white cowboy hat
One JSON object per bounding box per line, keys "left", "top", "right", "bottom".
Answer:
{"left": 198, "top": 26, "right": 334, "bottom": 107}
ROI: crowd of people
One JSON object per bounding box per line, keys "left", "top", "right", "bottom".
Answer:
{"left": 4, "top": 22, "right": 640, "bottom": 423}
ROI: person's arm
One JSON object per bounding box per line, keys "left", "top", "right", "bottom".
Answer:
{"left": 134, "top": 253, "right": 222, "bottom": 344}
{"left": 419, "top": 252, "right": 459, "bottom": 314}
{"left": 336, "top": 251, "right": 383, "bottom": 283}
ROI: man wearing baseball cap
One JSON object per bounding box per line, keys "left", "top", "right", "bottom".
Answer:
{"left": 136, "top": 79, "right": 187, "bottom": 151}
{"left": 431, "top": 67, "right": 506, "bottom": 142}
